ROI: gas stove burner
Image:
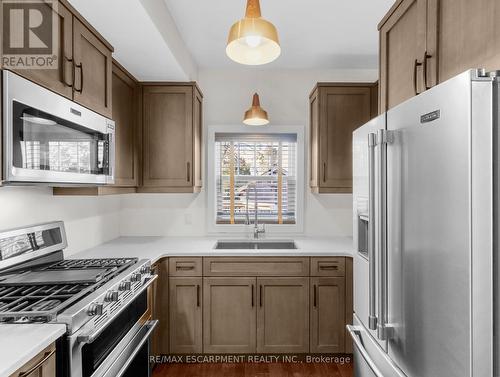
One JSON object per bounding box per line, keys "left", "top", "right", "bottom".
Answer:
{"left": 30, "top": 299, "right": 61, "bottom": 312}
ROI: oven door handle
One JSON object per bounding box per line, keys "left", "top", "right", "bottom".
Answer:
{"left": 78, "top": 274, "right": 157, "bottom": 344}
{"left": 95, "top": 320, "right": 158, "bottom": 377}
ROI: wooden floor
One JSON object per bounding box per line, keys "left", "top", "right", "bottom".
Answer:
{"left": 153, "top": 362, "right": 353, "bottom": 377}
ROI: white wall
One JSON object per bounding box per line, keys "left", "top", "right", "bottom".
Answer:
{"left": 120, "top": 67, "right": 378, "bottom": 237}
{"left": 0, "top": 187, "right": 121, "bottom": 255}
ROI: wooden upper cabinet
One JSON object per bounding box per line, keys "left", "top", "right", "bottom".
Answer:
{"left": 141, "top": 83, "right": 203, "bottom": 193}
{"left": 203, "top": 277, "right": 257, "bottom": 354}
{"left": 309, "top": 83, "right": 377, "bottom": 194}
{"left": 434, "top": 0, "right": 500, "bottom": 82}
{"left": 379, "top": 0, "right": 428, "bottom": 112}
{"left": 111, "top": 61, "right": 139, "bottom": 187}
{"left": 11, "top": 2, "right": 74, "bottom": 99}
{"left": 73, "top": 18, "right": 113, "bottom": 118}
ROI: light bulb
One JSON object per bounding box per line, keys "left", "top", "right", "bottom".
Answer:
{"left": 245, "top": 35, "right": 262, "bottom": 48}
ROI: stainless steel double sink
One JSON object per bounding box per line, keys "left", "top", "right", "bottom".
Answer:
{"left": 214, "top": 240, "right": 297, "bottom": 250}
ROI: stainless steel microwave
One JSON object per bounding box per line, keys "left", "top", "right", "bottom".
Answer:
{"left": 2, "top": 70, "right": 115, "bottom": 185}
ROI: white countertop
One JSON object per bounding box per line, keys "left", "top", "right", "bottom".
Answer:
{"left": 71, "top": 236, "right": 354, "bottom": 262}
{"left": 0, "top": 324, "right": 66, "bottom": 377}
{"left": 0, "top": 236, "right": 352, "bottom": 377}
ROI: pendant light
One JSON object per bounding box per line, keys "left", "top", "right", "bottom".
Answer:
{"left": 243, "top": 93, "right": 269, "bottom": 126}
{"left": 226, "top": 0, "right": 281, "bottom": 65}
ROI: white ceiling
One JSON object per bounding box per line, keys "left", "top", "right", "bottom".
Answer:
{"left": 68, "top": 0, "right": 196, "bottom": 81}
{"left": 164, "top": 0, "right": 394, "bottom": 69}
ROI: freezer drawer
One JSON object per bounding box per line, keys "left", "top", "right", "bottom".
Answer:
{"left": 349, "top": 315, "right": 406, "bottom": 377}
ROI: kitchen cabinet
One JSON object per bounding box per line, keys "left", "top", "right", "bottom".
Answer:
{"left": 378, "top": 0, "right": 429, "bottom": 112}
{"left": 8, "top": 343, "right": 56, "bottom": 377}
{"left": 309, "top": 83, "right": 378, "bottom": 193}
{"left": 10, "top": 2, "right": 74, "bottom": 99}
{"left": 203, "top": 277, "right": 256, "bottom": 353}
{"left": 378, "top": 0, "right": 500, "bottom": 112}
{"left": 310, "top": 277, "right": 345, "bottom": 353}
{"left": 140, "top": 83, "right": 203, "bottom": 193}
{"left": 72, "top": 18, "right": 113, "bottom": 118}
{"left": 53, "top": 60, "right": 139, "bottom": 196}
{"left": 256, "top": 277, "right": 309, "bottom": 353}
{"left": 433, "top": 0, "right": 500, "bottom": 82}
{"left": 169, "top": 277, "right": 203, "bottom": 353}
{"left": 1, "top": 0, "right": 114, "bottom": 117}
{"left": 150, "top": 259, "right": 169, "bottom": 357}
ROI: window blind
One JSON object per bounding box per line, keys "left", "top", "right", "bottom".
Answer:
{"left": 215, "top": 133, "right": 297, "bottom": 225}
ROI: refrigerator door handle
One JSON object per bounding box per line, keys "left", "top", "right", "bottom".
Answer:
{"left": 377, "top": 129, "right": 393, "bottom": 341}
{"left": 368, "top": 133, "right": 377, "bottom": 330}
{"left": 347, "top": 325, "right": 384, "bottom": 377}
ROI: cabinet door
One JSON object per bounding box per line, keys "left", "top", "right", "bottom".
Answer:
{"left": 309, "top": 88, "right": 320, "bottom": 189}
{"left": 169, "top": 277, "right": 202, "bottom": 353}
{"left": 193, "top": 87, "right": 203, "bottom": 190}
{"left": 111, "top": 62, "right": 138, "bottom": 186}
{"left": 310, "top": 277, "right": 346, "bottom": 353}
{"left": 379, "top": 0, "right": 427, "bottom": 112}
{"left": 257, "top": 277, "right": 309, "bottom": 353}
{"left": 319, "top": 86, "right": 372, "bottom": 193}
{"left": 73, "top": 18, "right": 112, "bottom": 117}
{"left": 9, "top": 343, "right": 56, "bottom": 377}
{"left": 11, "top": 2, "right": 73, "bottom": 99}
{"left": 150, "top": 259, "right": 169, "bottom": 357}
{"left": 433, "top": 0, "right": 500, "bottom": 83}
{"left": 203, "top": 278, "right": 256, "bottom": 353}
{"left": 142, "top": 86, "right": 194, "bottom": 190}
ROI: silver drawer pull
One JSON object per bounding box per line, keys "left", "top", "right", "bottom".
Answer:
{"left": 176, "top": 265, "right": 195, "bottom": 270}
{"left": 19, "top": 349, "right": 55, "bottom": 377}
{"left": 319, "top": 265, "right": 338, "bottom": 270}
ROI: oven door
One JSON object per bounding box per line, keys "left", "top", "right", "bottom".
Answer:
{"left": 2, "top": 70, "right": 115, "bottom": 185}
{"left": 67, "top": 289, "right": 156, "bottom": 377}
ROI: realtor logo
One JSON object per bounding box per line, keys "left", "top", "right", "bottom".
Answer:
{"left": 2, "top": 0, "right": 58, "bottom": 69}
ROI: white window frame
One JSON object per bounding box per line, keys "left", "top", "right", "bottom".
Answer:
{"left": 207, "top": 125, "right": 305, "bottom": 235}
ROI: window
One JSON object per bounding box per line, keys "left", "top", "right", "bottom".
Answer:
{"left": 215, "top": 133, "right": 297, "bottom": 225}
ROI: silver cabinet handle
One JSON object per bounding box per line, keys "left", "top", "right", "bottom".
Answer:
{"left": 18, "top": 349, "right": 55, "bottom": 377}
{"left": 367, "top": 133, "right": 377, "bottom": 330}
{"left": 347, "top": 325, "right": 384, "bottom": 377}
{"left": 377, "top": 129, "right": 391, "bottom": 340}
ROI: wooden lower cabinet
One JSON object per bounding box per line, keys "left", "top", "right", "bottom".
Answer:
{"left": 9, "top": 343, "right": 56, "bottom": 377}
{"left": 169, "top": 277, "right": 202, "bottom": 353}
{"left": 203, "top": 277, "right": 256, "bottom": 353}
{"left": 310, "top": 277, "right": 345, "bottom": 353}
{"left": 151, "top": 259, "right": 169, "bottom": 356}
{"left": 256, "top": 277, "right": 309, "bottom": 353}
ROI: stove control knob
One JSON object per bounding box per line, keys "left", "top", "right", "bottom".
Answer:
{"left": 104, "top": 290, "right": 119, "bottom": 302}
{"left": 130, "top": 273, "right": 141, "bottom": 282}
{"left": 118, "top": 281, "right": 132, "bottom": 291}
{"left": 140, "top": 265, "right": 151, "bottom": 274}
{"left": 87, "top": 303, "right": 103, "bottom": 316}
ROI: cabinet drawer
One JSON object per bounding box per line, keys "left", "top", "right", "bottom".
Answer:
{"left": 204, "top": 257, "right": 309, "bottom": 277}
{"left": 169, "top": 257, "right": 202, "bottom": 276}
{"left": 10, "top": 343, "right": 56, "bottom": 377}
{"left": 310, "top": 257, "right": 345, "bottom": 277}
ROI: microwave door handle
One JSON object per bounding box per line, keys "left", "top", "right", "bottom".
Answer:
{"left": 347, "top": 325, "right": 384, "bottom": 377}
{"left": 368, "top": 133, "right": 377, "bottom": 330}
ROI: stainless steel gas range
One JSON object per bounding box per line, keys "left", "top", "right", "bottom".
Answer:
{"left": 0, "top": 221, "right": 157, "bottom": 377}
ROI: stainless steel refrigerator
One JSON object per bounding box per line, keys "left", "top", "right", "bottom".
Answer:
{"left": 350, "top": 69, "right": 498, "bottom": 377}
